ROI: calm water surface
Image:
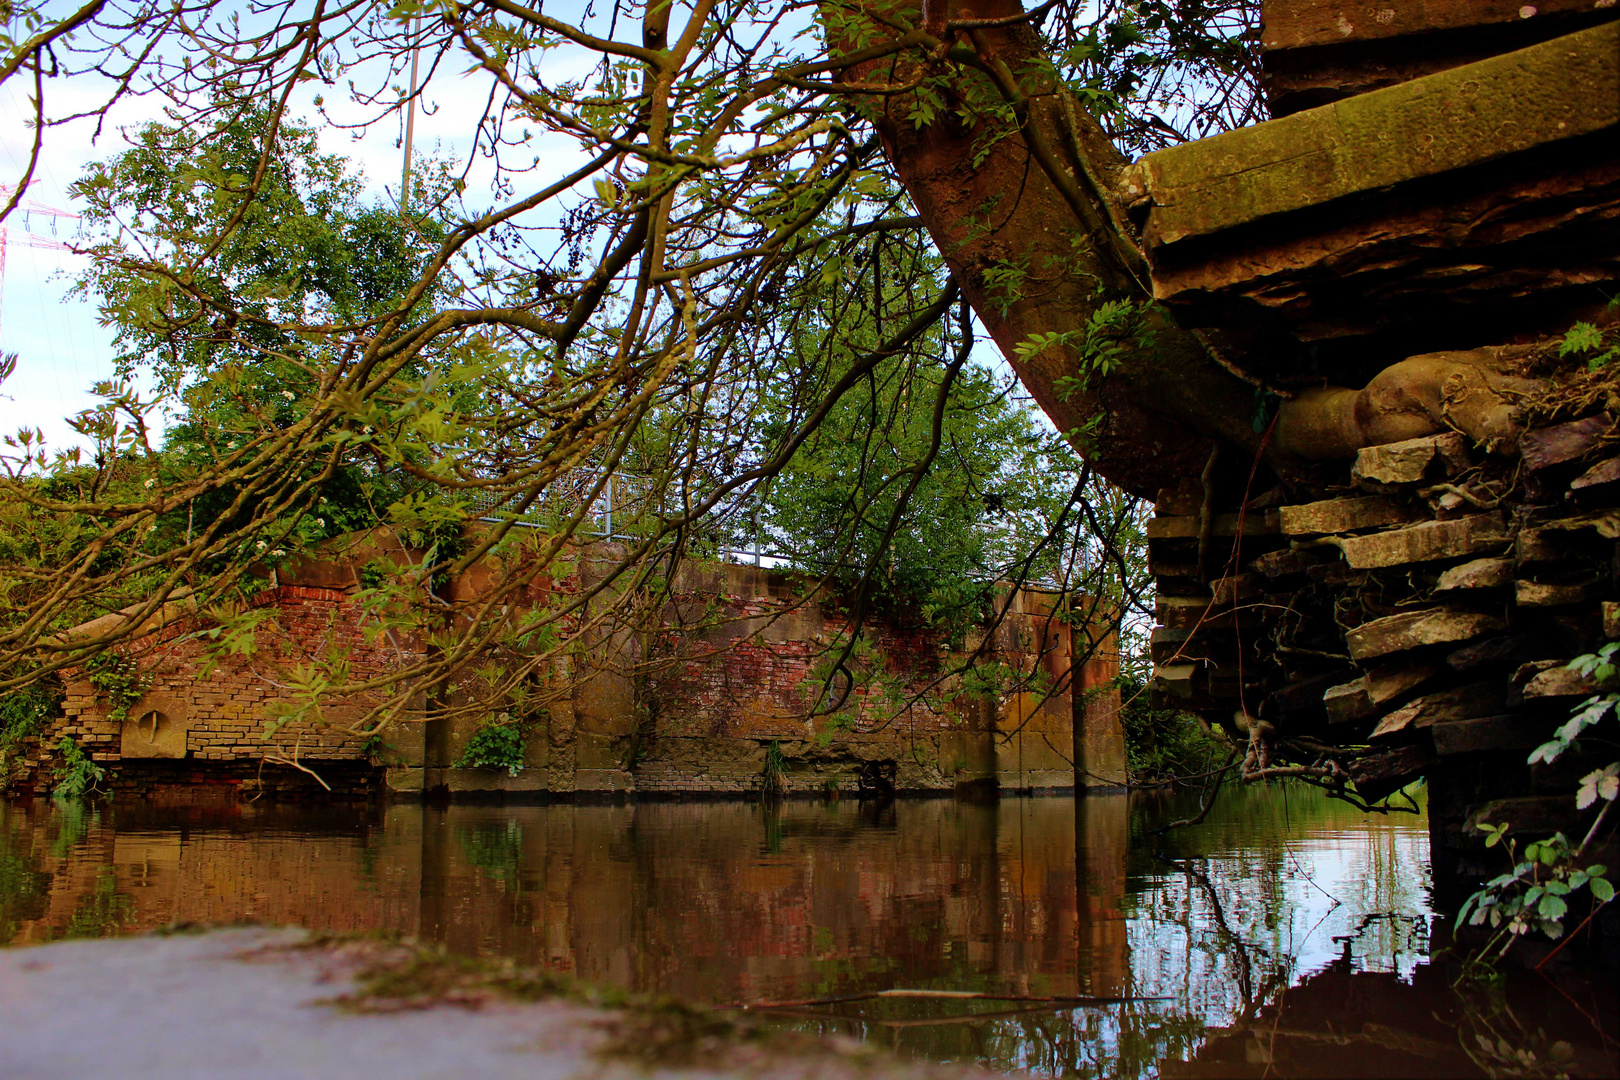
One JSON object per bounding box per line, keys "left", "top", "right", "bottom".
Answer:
{"left": 1, "top": 786, "right": 1614, "bottom": 1077}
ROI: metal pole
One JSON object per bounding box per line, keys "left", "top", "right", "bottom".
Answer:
{"left": 400, "top": 17, "right": 421, "bottom": 213}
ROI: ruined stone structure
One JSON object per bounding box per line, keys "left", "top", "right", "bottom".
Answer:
{"left": 1137, "top": 3, "right": 1620, "bottom": 893}
{"left": 7, "top": 542, "right": 1122, "bottom": 801}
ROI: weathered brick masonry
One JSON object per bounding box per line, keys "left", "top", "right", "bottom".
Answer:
{"left": 10, "top": 547, "right": 1124, "bottom": 801}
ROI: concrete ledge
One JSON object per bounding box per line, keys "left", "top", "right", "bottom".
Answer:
{"left": 427, "top": 768, "right": 552, "bottom": 795}
{"left": 1122, "top": 21, "right": 1619, "bottom": 248}
{"left": 1259, "top": 0, "right": 1612, "bottom": 52}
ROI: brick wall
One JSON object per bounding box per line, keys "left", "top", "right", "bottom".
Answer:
{"left": 16, "top": 585, "right": 417, "bottom": 800}
{"left": 11, "top": 546, "right": 1124, "bottom": 801}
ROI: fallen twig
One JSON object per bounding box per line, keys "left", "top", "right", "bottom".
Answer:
{"left": 733, "top": 989, "right": 1169, "bottom": 1010}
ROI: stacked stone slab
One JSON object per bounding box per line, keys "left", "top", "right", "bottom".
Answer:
{"left": 1149, "top": 424, "right": 1620, "bottom": 893}
{"left": 1126, "top": 0, "right": 1620, "bottom": 902}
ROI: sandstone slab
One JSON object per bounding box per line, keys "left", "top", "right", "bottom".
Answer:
{"left": 1347, "top": 744, "right": 1435, "bottom": 804}
{"left": 1516, "top": 580, "right": 1591, "bottom": 607}
{"left": 1435, "top": 558, "right": 1514, "bottom": 592}
{"left": 1432, "top": 715, "right": 1547, "bottom": 756}
{"left": 1339, "top": 513, "right": 1507, "bottom": 569}
{"left": 1369, "top": 683, "right": 1505, "bottom": 739}
{"left": 1345, "top": 609, "right": 1505, "bottom": 661}
{"left": 1365, "top": 662, "right": 1442, "bottom": 706}
{"left": 1279, "top": 496, "right": 1412, "bottom": 536}
{"left": 1123, "top": 23, "right": 1620, "bottom": 247}
{"left": 1571, "top": 456, "right": 1620, "bottom": 490}
{"left": 1259, "top": 0, "right": 1613, "bottom": 52}
{"left": 1324, "top": 679, "right": 1373, "bottom": 726}
{"left": 1523, "top": 665, "right": 1597, "bottom": 698}
{"left": 1519, "top": 413, "right": 1614, "bottom": 471}
{"left": 1351, "top": 434, "right": 1470, "bottom": 486}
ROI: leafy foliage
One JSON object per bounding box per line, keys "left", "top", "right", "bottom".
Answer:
{"left": 760, "top": 738, "right": 787, "bottom": 799}
{"left": 0, "top": 0, "right": 1263, "bottom": 747}
{"left": 0, "top": 677, "right": 61, "bottom": 785}
{"left": 51, "top": 737, "right": 106, "bottom": 799}
{"left": 1558, "top": 317, "right": 1620, "bottom": 370}
{"left": 755, "top": 304, "right": 1085, "bottom": 642}
{"left": 85, "top": 653, "right": 149, "bottom": 724}
{"left": 455, "top": 722, "right": 527, "bottom": 776}
{"left": 1116, "top": 676, "right": 1224, "bottom": 786}
{"left": 1458, "top": 646, "right": 1618, "bottom": 965}
{"left": 1035, "top": 300, "right": 1158, "bottom": 397}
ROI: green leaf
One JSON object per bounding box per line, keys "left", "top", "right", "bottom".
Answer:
{"left": 1560, "top": 321, "right": 1605, "bottom": 357}
{"left": 1538, "top": 894, "right": 1568, "bottom": 921}
{"left": 1592, "top": 877, "right": 1615, "bottom": 903}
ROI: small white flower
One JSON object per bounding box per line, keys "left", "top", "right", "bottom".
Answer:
{"left": 143, "top": 478, "right": 156, "bottom": 489}
{"left": 362, "top": 426, "right": 374, "bottom": 435}
{"left": 315, "top": 518, "right": 325, "bottom": 528}
{"left": 280, "top": 390, "right": 295, "bottom": 401}
{"left": 271, "top": 548, "right": 285, "bottom": 557}
{"left": 256, "top": 540, "right": 268, "bottom": 551}
{"left": 147, "top": 524, "right": 157, "bottom": 532}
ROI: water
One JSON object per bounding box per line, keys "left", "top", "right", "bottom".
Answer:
{"left": 1, "top": 786, "right": 1614, "bottom": 1077}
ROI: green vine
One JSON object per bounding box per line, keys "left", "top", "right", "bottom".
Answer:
{"left": 85, "top": 653, "right": 150, "bottom": 723}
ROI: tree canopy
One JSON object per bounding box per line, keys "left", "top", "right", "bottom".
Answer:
{"left": 0, "top": 0, "right": 1261, "bottom": 731}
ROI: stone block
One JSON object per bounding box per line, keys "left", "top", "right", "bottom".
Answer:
{"left": 1432, "top": 715, "right": 1546, "bottom": 756}
{"left": 1516, "top": 580, "right": 1591, "bottom": 607}
{"left": 1250, "top": 547, "right": 1330, "bottom": 578}
{"left": 1367, "top": 660, "right": 1445, "bottom": 709}
{"left": 1210, "top": 573, "right": 1262, "bottom": 605}
{"left": 1517, "top": 511, "right": 1620, "bottom": 563}
{"left": 1339, "top": 513, "right": 1506, "bottom": 569}
{"left": 574, "top": 768, "right": 635, "bottom": 792}
{"left": 121, "top": 691, "right": 189, "bottom": 760}
{"left": 1519, "top": 413, "right": 1614, "bottom": 471}
{"left": 1124, "top": 23, "right": 1620, "bottom": 246}
{"left": 434, "top": 768, "right": 551, "bottom": 794}
{"left": 1571, "top": 455, "right": 1620, "bottom": 490}
{"left": 1370, "top": 683, "right": 1505, "bottom": 739}
{"left": 1351, "top": 433, "right": 1470, "bottom": 485}
{"left": 1347, "top": 744, "right": 1435, "bottom": 804}
{"left": 1323, "top": 679, "right": 1373, "bottom": 725}
{"left": 1153, "top": 663, "right": 1199, "bottom": 700}
{"left": 1265, "top": 671, "right": 1347, "bottom": 724}
{"left": 1447, "top": 635, "right": 1539, "bottom": 674}
{"left": 384, "top": 767, "right": 425, "bottom": 795}
{"left": 1145, "top": 510, "right": 1280, "bottom": 539}
{"left": 1279, "top": 496, "right": 1412, "bottom": 536}
{"left": 1345, "top": 608, "right": 1505, "bottom": 661}
{"left": 1435, "top": 558, "right": 1514, "bottom": 592}
{"left": 1465, "top": 795, "right": 1579, "bottom": 837}
{"left": 1260, "top": 0, "right": 1610, "bottom": 52}
{"left": 1523, "top": 664, "right": 1594, "bottom": 698}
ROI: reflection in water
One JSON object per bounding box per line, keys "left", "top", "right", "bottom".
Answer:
{"left": 0, "top": 786, "right": 1610, "bottom": 1076}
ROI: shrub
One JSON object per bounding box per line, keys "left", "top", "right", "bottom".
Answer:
{"left": 1117, "top": 676, "right": 1225, "bottom": 786}
{"left": 454, "top": 721, "right": 525, "bottom": 776}
{"left": 52, "top": 736, "right": 106, "bottom": 798}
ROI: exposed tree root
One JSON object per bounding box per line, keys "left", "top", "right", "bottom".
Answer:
{"left": 1273, "top": 347, "right": 1545, "bottom": 461}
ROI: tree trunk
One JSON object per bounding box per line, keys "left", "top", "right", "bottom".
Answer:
{"left": 834, "top": 0, "right": 1264, "bottom": 495}
{"left": 834, "top": 0, "right": 1535, "bottom": 495}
